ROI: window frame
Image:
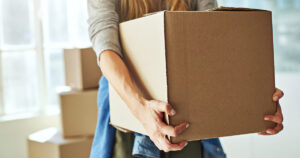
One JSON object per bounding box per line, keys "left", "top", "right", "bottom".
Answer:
{"left": 0, "top": 0, "right": 4, "bottom": 116}
{"left": 0, "top": 0, "right": 48, "bottom": 116}
{"left": 33, "top": 0, "right": 48, "bottom": 114}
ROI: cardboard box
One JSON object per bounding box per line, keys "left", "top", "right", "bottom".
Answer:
{"left": 109, "top": 7, "right": 276, "bottom": 142}
{"left": 28, "top": 128, "right": 93, "bottom": 158}
{"left": 59, "top": 89, "right": 98, "bottom": 138}
{"left": 64, "top": 48, "right": 102, "bottom": 90}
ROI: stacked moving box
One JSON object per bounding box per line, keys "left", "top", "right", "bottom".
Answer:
{"left": 28, "top": 48, "right": 102, "bottom": 158}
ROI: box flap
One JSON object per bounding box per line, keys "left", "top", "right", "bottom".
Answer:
{"left": 143, "top": 10, "right": 166, "bottom": 17}
{"left": 207, "top": 6, "right": 268, "bottom": 12}
{"left": 28, "top": 128, "right": 88, "bottom": 145}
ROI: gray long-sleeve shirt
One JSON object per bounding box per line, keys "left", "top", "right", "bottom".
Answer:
{"left": 87, "top": 0, "right": 218, "bottom": 64}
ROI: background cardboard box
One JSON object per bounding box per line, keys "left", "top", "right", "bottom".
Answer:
{"left": 59, "top": 89, "right": 98, "bottom": 138}
{"left": 110, "top": 7, "right": 276, "bottom": 142}
{"left": 64, "top": 48, "right": 101, "bottom": 90}
{"left": 27, "top": 128, "right": 93, "bottom": 158}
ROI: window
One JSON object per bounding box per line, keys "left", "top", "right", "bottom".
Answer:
{"left": 1, "top": 0, "right": 299, "bottom": 117}
{"left": 0, "top": 0, "right": 91, "bottom": 116}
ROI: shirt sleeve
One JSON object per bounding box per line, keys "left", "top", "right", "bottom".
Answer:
{"left": 197, "top": 0, "right": 218, "bottom": 11}
{"left": 87, "top": 0, "right": 123, "bottom": 66}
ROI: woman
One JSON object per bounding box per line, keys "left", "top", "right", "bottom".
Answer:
{"left": 87, "top": 0, "right": 285, "bottom": 158}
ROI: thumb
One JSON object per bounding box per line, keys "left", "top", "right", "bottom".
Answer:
{"left": 149, "top": 100, "right": 176, "bottom": 116}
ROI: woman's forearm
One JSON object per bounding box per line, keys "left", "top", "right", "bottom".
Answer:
{"left": 99, "top": 50, "right": 145, "bottom": 120}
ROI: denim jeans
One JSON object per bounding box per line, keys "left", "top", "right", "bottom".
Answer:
{"left": 132, "top": 133, "right": 226, "bottom": 158}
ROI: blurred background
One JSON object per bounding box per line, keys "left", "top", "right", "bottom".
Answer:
{"left": 0, "top": 0, "right": 299, "bottom": 158}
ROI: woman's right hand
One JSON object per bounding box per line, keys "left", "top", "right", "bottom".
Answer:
{"left": 137, "top": 99, "right": 190, "bottom": 152}
{"left": 99, "top": 51, "right": 189, "bottom": 152}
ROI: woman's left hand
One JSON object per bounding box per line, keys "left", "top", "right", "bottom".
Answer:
{"left": 258, "top": 88, "right": 284, "bottom": 135}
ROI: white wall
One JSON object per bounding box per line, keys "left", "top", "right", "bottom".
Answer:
{"left": 0, "top": 114, "right": 61, "bottom": 158}
{"left": 221, "top": 73, "right": 300, "bottom": 158}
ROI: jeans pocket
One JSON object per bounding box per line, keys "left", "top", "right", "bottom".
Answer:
{"left": 132, "top": 133, "right": 160, "bottom": 158}
{"left": 202, "top": 140, "right": 226, "bottom": 158}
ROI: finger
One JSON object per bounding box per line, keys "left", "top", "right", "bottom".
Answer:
{"left": 258, "top": 131, "right": 274, "bottom": 135}
{"left": 161, "top": 137, "right": 187, "bottom": 152}
{"left": 275, "top": 104, "right": 283, "bottom": 116}
{"left": 264, "top": 114, "right": 283, "bottom": 124}
{"left": 151, "top": 100, "right": 176, "bottom": 116}
{"left": 160, "top": 122, "right": 189, "bottom": 137}
{"left": 273, "top": 88, "right": 284, "bottom": 101}
{"left": 265, "top": 124, "right": 284, "bottom": 135}
{"left": 258, "top": 131, "right": 269, "bottom": 135}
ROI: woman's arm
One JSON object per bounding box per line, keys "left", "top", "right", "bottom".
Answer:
{"left": 87, "top": 0, "right": 189, "bottom": 152}
{"left": 87, "top": 0, "right": 123, "bottom": 62}
{"left": 99, "top": 50, "right": 189, "bottom": 152}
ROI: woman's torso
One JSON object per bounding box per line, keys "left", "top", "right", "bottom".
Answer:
{"left": 113, "top": 0, "right": 216, "bottom": 22}
{"left": 90, "top": 0, "right": 222, "bottom": 157}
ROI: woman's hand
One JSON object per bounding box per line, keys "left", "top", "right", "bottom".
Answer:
{"left": 137, "top": 99, "right": 189, "bottom": 152}
{"left": 259, "top": 88, "right": 284, "bottom": 135}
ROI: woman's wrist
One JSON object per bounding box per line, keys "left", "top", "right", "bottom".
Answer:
{"left": 130, "top": 94, "right": 148, "bottom": 121}
{"left": 99, "top": 51, "right": 148, "bottom": 121}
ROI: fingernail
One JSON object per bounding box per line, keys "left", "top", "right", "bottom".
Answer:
{"left": 186, "top": 123, "right": 190, "bottom": 128}
{"left": 264, "top": 117, "right": 270, "bottom": 120}
{"left": 170, "top": 109, "right": 176, "bottom": 115}
{"left": 266, "top": 130, "right": 272, "bottom": 134}
{"left": 184, "top": 143, "right": 188, "bottom": 147}
{"left": 273, "top": 96, "right": 278, "bottom": 101}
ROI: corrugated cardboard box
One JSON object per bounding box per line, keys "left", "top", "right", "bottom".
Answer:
{"left": 109, "top": 7, "right": 276, "bottom": 143}
{"left": 59, "top": 89, "right": 98, "bottom": 138}
{"left": 64, "top": 48, "right": 102, "bottom": 90}
{"left": 27, "top": 128, "right": 93, "bottom": 158}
